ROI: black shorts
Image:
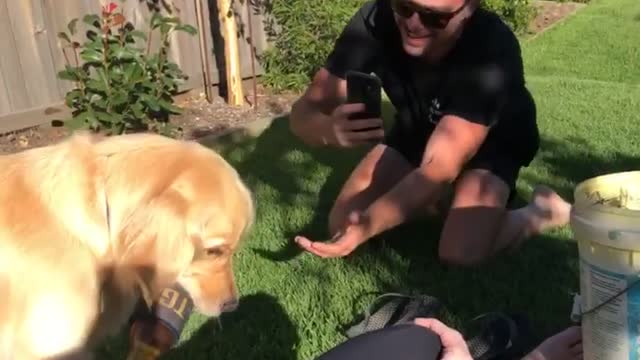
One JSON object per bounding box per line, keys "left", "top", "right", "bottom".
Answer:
{"left": 384, "top": 126, "right": 527, "bottom": 206}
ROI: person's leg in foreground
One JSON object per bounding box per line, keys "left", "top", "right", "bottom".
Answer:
{"left": 316, "top": 318, "right": 582, "bottom": 360}
{"left": 317, "top": 321, "right": 443, "bottom": 360}
{"left": 290, "top": 0, "right": 572, "bottom": 264}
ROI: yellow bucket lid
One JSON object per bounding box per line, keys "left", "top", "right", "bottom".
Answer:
{"left": 574, "top": 170, "right": 640, "bottom": 217}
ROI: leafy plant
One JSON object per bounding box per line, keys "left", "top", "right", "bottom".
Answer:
{"left": 259, "top": 0, "right": 365, "bottom": 92}
{"left": 56, "top": 1, "right": 197, "bottom": 136}
{"left": 483, "top": 0, "right": 537, "bottom": 32}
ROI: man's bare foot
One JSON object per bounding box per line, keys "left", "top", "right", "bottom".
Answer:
{"left": 527, "top": 185, "right": 572, "bottom": 233}
{"left": 523, "top": 326, "right": 583, "bottom": 360}
{"left": 503, "top": 185, "right": 572, "bottom": 252}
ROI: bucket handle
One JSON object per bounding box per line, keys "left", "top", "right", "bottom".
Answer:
{"left": 571, "top": 213, "right": 640, "bottom": 242}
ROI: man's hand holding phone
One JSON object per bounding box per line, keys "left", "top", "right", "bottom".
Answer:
{"left": 322, "top": 71, "right": 384, "bottom": 147}
{"left": 327, "top": 103, "right": 384, "bottom": 147}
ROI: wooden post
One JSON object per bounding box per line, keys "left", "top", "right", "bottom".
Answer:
{"left": 217, "top": 0, "right": 244, "bottom": 106}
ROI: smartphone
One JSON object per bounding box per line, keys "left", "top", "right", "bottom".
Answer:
{"left": 346, "top": 70, "right": 382, "bottom": 122}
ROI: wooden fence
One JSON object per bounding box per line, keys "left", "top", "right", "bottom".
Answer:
{"left": 0, "top": 0, "right": 270, "bottom": 133}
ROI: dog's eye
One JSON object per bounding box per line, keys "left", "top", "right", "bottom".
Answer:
{"left": 206, "top": 247, "right": 224, "bottom": 257}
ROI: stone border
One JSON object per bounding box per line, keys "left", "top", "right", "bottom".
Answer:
{"left": 524, "top": 1, "right": 588, "bottom": 43}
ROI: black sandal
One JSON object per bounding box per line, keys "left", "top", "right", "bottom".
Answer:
{"left": 344, "top": 293, "right": 444, "bottom": 338}
{"left": 464, "top": 312, "right": 532, "bottom": 360}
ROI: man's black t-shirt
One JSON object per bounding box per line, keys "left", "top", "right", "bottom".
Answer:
{"left": 324, "top": 0, "right": 539, "bottom": 178}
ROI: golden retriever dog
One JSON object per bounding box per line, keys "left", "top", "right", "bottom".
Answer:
{"left": 0, "top": 131, "right": 254, "bottom": 359}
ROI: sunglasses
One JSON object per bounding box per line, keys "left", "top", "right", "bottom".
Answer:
{"left": 390, "top": 0, "right": 469, "bottom": 29}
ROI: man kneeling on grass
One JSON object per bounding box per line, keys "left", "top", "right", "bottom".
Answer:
{"left": 290, "top": 0, "right": 572, "bottom": 264}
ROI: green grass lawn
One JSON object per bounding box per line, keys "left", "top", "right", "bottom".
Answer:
{"left": 97, "top": 0, "right": 640, "bottom": 358}
{"left": 523, "top": 0, "right": 640, "bottom": 84}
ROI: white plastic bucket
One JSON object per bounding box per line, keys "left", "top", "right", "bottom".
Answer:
{"left": 570, "top": 171, "right": 640, "bottom": 360}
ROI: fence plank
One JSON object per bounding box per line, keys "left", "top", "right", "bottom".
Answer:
{"left": 168, "top": 0, "right": 201, "bottom": 88}
{"left": 0, "top": 0, "right": 30, "bottom": 114}
{"left": 50, "top": 0, "right": 113, "bottom": 96}
{"left": 41, "top": 0, "right": 87, "bottom": 100}
{"left": 5, "top": 0, "right": 63, "bottom": 110}
{"left": 235, "top": 1, "right": 266, "bottom": 78}
{"left": 0, "top": 63, "right": 12, "bottom": 114}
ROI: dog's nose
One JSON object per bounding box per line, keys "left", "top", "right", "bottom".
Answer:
{"left": 221, "top": 298, "right": 239, "bottom": 313}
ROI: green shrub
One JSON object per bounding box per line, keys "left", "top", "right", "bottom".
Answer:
{"left": 56, "top": 1, "right": 196, "bottom": 136}
{"left": 259, "top": 0, "right": 365, "bottom": 92}
{"left": 483, "top": 0, "right": 537, "bottom": 31}
{"left": 259, "top": 0, "right": 536, "bottom": 92}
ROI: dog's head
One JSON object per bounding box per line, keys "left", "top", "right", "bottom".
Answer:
{"left": 177, "top": 148, "right": 255, "bottom": 316}
{"left": 174, "top": 154, "right": 254, "bottom": 317}
{"left": 108, "top": 137, "right": 254, "bottom": 317}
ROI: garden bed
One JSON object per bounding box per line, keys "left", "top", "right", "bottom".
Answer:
{"left": 0, "top": 84, "right": 298, "bottom": 154}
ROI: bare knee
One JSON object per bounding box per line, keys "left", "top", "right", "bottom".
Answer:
{"left": 437, "top": 169, "right": 511, "bottom": 266}
{"left": 437, "top": 208, "right": 505, "bottom": 266}
{"left": 438, "top": 215, "right": 506, "bottom": 266}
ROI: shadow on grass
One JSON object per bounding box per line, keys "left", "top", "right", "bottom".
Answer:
{"left": 92, "top": 294, "right": 297, "bottom": 359}
{"left": 201, "top": 104, "right": 638, "bottom": 351}
{"left": 520, "top": 136, "right": 640, "bottom": 201}
{"left": 165, "top": 292, "right": 299, "bottom": 360}
{"left": 202, "top": 111, "right": 377, "bottom": 261}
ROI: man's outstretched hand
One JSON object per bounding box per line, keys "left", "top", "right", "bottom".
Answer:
{"left": 295, "top": 211, "right": 370, "bottom": 258}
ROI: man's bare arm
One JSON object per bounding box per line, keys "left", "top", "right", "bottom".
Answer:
{"left": 361, "top": 114, "right": 490, "bottom": 237}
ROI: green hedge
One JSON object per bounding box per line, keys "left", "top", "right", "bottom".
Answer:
{"left": 259, "top": 0, "right": 536, "bottom": 92}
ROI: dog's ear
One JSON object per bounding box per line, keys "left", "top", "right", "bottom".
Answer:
{"left": 115, "top": 188, "right": 195, "bottom": 293}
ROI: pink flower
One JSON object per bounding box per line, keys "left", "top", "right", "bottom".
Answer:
{"left": 102, "top": 2, "right": 117, "bottom": 14}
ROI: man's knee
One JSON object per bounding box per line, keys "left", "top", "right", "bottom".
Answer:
{"left": 437, "top": 169, "right": 511, "bottom": 266}
{"left": 437, "top": 209, "right": 506, "bottom": 266}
